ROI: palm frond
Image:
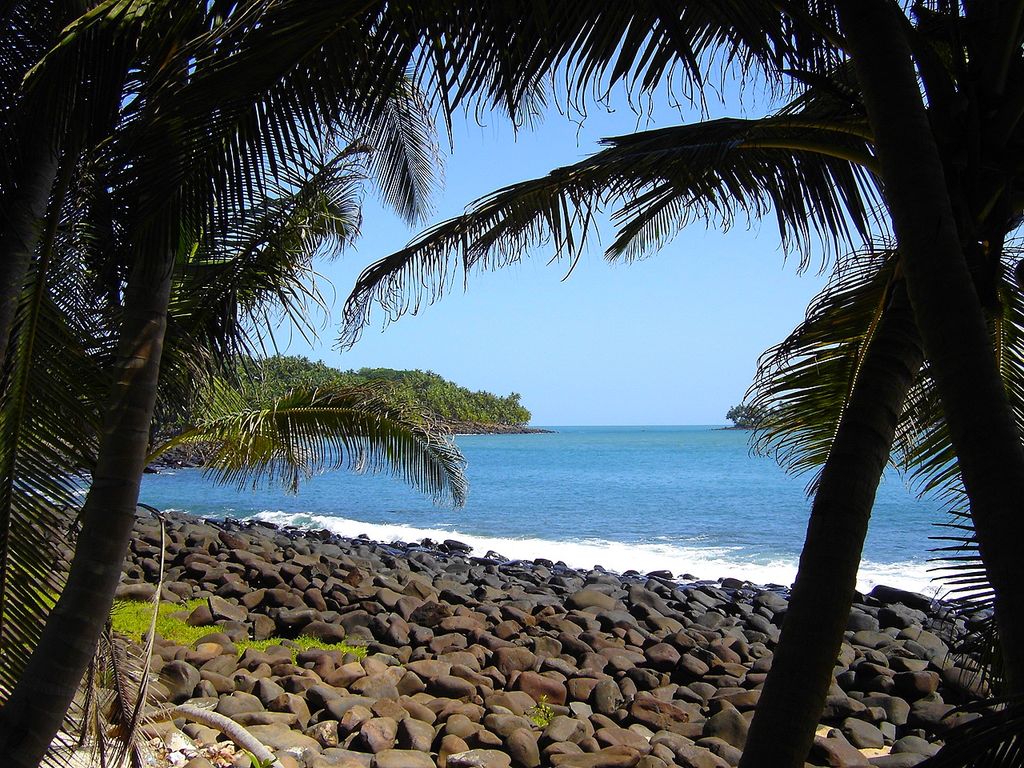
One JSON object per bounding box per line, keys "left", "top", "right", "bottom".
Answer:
{"left": 0, "top": 166, "right": 105, "bottom": 707}
{"left": 100, "top": 511, "right": 165, "bottom": 768}
{"left": 392, "top": 0, "right": 838, "bottom": 121}
{"left": 918, "top": 695, "right": 1024, "bottom": 768}
{"left": 361, "top": 76, "right": 441, "bottom": 226}
{"left": 152, "top": 383, "right": 468, "bottom": 506}
{"left": 158, "top": 143, "right": 366, "bottom": 420}
{"left": 750, "top": 248, "right": 914, "bottom": 484}
{"left": 340, "top": 111, "right": 879, "bottom": 347}
{"left": 891, "top": 252, "right": 1024, "bottom": 691}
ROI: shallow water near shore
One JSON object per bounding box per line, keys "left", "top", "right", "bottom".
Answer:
{"left": 140, "top": 425, "right": 948, "bottom": 595}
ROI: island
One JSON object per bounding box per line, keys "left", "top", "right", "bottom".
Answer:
{"left": 251, "top": 356, "right": 547, "bottom": 434}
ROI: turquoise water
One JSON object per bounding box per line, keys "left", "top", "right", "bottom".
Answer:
{"left": 140, "top": 426, "right": 947, "bottom": 594}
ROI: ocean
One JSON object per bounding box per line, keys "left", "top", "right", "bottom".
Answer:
{"left": 139, "top": 425, "right": 950, "bottom": 596}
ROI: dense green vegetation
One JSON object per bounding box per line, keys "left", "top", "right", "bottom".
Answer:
{"left": 241, "top": 355, "right": 531, "bottom": 427}
{"left": 5, "top": 2, "right": 1024, "bottom": 766}
{"left": 725, "top": 404, "right": 763, "bottom": 429}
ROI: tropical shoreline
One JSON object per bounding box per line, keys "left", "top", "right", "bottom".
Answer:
{"left": 115, "top": 510, "right": 984, "bottom": 767}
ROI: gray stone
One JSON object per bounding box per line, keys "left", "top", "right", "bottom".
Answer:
{"left": 549, "top": 746, "right": 644, "bottom": 767}
{"left": 669, "top": 744, "right": 731, "bottom": 768}
{"left": 431, "top": 674, "right": 477, "bottom": 699}
{"left": 245, "top": 723, "right": 322, "bottom": 760}
{"left": 358, "top": 716, "right": 397, "bottom": 753}
{"left": 373, "top": 749, "right": 436, "bottom": 768}
{"left": 349, "top": 673, "right": 399, "bottom": 700}
{"left": 508, "top": 728, "right": 542, "bottom": 768}
{"left": 214, "top": 691, "right": 264, "bottom": 718}
{"left": 447, "top": 749, "right": 514, "bottom": 768}
{"left": 809, "top": 734, "right": 871, "bottom": 767}
{"left": 116, "top": 582, "right": 158, "bottom": 601}
{"left": 594, "top": 725, "right": 649, "bottom": 751}
{"left": 494, "top": 647, "right": 537, "bottom": 677}
{"left": 695, "top": 737, "right": 742, "bottom": 767}
{"left": 543, "top": 715, "right": 586, "bottom": 745}
{"left": 397, "top": 716, "right": 434, "bottom": 752}
{"left": 702, "top": 704, "right": 748, "bottom": 750}
{"left": 592, "top": 680, "right": 624, "bottom": 715}
{"left": 868, "top": 755, "right": 927, "bottom": 767}
{"left": 644, "top": 643, "right": 681, "bottom": 672}
{"left": 302, "top": 620, "right": 347, "bottom": 643}
{"left": 893, "top": 671, "right": 941, "bottom": 701}
{"left": 514, "top": 671, "right": 567, "bottom": 705}
{"left": 891, "top": 735, "right": 940, "bottom": 757}
{"left": 841, "top": 718, "right": 884, "bottom": 749}
{"left": 305, "top": 720, "right": 340, "bottom": 749}
{"left": 159, "top": 660, "right": 200, "bottom": 703}
{"left": 908, "top": 698, "right": 955, "bottom": 734}
{"left": 861, "top": 695, "right": 910, "bottom": 726}
{"left": 567, "top": 590, "right": 618, "bottom": 611}
{"left": 312, "top": 749, "right": 373, "bottom": 767}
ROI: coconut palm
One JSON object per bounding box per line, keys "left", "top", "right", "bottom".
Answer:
{"left": 0, "top": 134, "right": 472, "bottom": 766}
{"left": 334, "top": 72, "right": 921, "bottom": 768}
{"left": 334, "top": 4, "right": 1024, "bottom": 764}
{"left": 832, "top": 0, "right": 1024, "bottom": 696}
{"left": 8, "top": 1, "right": 1022, "bottom": 765}
{"left": 0, "top": 10, "right": 458, "bottom": 761}
{"left": 2, "top": 4, "right": 817, "bottom": 762}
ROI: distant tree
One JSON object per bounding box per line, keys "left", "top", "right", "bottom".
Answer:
{"left": 726, "top": 404, "right": 762, "bottom": 429}
{"left": 237, "top": 356, "right": 532, "bottom": 426}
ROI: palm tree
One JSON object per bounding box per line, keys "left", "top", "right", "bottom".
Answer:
{"left": 0, "top": 8, "right": 813, "bottom": 762}
{"left": 0, "top": 3, "right": 466, "bottom": 759}
{"left": 834, "top": 0, "right": 1024, "bottom": 696}
{"left": 333, "top": 4, "right": 1024, "bottom": 765}
{"left": 8, "top": 2, "right": 1020, "bottom": 765}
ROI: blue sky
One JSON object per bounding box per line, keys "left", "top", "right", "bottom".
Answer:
{"left": 282, "top": 89, "right": 833, "bottom": 426}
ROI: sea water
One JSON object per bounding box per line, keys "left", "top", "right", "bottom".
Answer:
{"left": 139, "top": 426, "right": 951, "bottom": 595}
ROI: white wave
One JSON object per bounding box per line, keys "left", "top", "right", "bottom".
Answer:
{"left": 251, "top": 511, "right": 946, "bottom": 597}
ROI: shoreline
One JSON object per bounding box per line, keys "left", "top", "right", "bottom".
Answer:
{"left": 115, "top": 510, "right": 984, "bottom": 768}
{"left": 226, "top": 509, "right": 943, "bottom": 599}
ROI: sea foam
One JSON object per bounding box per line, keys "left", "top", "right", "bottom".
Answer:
{"left": 252, "top": 510, "right": 946, "bottom": 598}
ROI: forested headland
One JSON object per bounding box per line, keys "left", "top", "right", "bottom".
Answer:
{"left": 236, "top": 355, "right": 537, "bottom": 432}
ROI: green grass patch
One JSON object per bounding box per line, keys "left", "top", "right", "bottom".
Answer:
{"left": 111, "top": 599, "right": 367, "bottom": 661}
{"left": 112, "top": 599, "right": 210, "bottom": 647}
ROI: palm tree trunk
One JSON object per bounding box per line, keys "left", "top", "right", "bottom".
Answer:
{"left": 0, "top": 252, "right": 174, "bottom": 766}
{"left": 738, "top": 281, "right": 923, "bottom": 768}
{"left": 838, "top": 0, "right": 1024, "bottom": 694}
{"left": 0, "top": 139, "right": 60, "bottom": 376}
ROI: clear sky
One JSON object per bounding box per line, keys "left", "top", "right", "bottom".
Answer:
{"left": 280, "top": 87, "right": 833, "bottom": 426}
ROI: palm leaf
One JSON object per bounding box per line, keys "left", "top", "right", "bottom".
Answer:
{"left": 891, "top": 251, "right": 1024, "bottom": 692}
{"left": 157, "top": 142, "right": 366, "bottom": 422}
{"left": 151, "top": 383, "right": 468, "bottom": 505}
{"left": 918, "top": 695, "right": 1024, "bottom": 768}
{"left": 391, "top": 0, "right": 837, "bottom": 121}
{"left": 750, "top": 248, "right": 907, "bottom": 484}
{"left": 0, "top": 163, "right": 105, "bottom": 708}
{"left": 340, "top": 109, "right": 879, "bottom": 347}
{"left": 66, "top": 509, "right": 166, "bottom": 768}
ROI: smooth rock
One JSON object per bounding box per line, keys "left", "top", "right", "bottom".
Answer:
{"left": 374, "top": 749, "right": 436, "bottom": 768}
{"left": 447, "top": 749, "right": 514, "bottom": 768}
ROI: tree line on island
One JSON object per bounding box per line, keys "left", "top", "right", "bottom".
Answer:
{"left": 236, "top": 355, "right": 532, "bottom": 429}
{"left": 725, "top": 404, "right": 764, "bottom": 430}
{"left": 2, "top": 3, "right": 1024, "bottom": 768}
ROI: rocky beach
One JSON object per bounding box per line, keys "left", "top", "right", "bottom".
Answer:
{"left": 115, "top": 512, "right": 986, "bottom": 768}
